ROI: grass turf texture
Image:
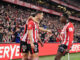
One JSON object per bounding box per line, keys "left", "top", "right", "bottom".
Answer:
{"left": 14, "top": 53, "right": 80, "bottom": 60}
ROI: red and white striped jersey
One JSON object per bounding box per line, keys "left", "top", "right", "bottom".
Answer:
{"left": 60, "top": 22, "right": 74, "bottom": 50}
{"left": 21, "top": 18, "right": 39, "bottom": 44}
{"left": 27, "top": 19, "right": 39, "bottom": 44}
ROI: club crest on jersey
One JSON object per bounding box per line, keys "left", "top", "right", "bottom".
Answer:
{"left": 69, "top": 28, "right": 73, "bottom": 32}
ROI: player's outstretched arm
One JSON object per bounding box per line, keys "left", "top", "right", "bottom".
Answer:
{"left": 39, "top": 27, "right": 52, "bottom": 33}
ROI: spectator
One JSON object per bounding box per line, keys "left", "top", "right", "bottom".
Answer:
{"left": 14, "top": 28, "right": 20, "bottom": 43}
{"left": 0, "top": 1, "right": 80, "bottom": 43}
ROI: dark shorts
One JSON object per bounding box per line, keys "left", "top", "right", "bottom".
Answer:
{"left": 20, "top": 41, "right": 38, "bottom": 54}
{"left": 58, "top": 44, "right": 68, "bottom": 55}
{"left": 20, "top": 41, "right": 28, "bottom": 53}
{"left": 28, "top": 43, "right": 39, "bottom": 54}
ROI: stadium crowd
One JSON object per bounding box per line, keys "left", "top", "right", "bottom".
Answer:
{"left": 0, "top": 2, "right": 80, "bottom": 43}
{"left": 21, "top": 0, "right": 80, "bottom": 18}
{"left": 61, "top": 0, "right": 80, "bottom": 8}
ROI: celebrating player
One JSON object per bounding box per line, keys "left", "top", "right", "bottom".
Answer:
{"left": 55, "top": 13, "right": 74, "bottom": 60}
{"left": 20, "top": 11, "right": 51, "bottom": 60}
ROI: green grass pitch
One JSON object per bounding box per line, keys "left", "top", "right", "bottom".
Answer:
{"left": 14, "top": 53, "right": 80, "bottom": 60}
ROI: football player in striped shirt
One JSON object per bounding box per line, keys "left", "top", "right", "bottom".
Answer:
{"left": 55, "top": 13, "right": 74, "bottom": 60}
{"left": 20, "top": 11, "right": 51, "bottom": 60}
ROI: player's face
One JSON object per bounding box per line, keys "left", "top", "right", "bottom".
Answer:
{"left": 60, "top": 16, "right": 66, "bottom": 23}
{"left": 38, "top": 13, "right": 43, "bottom": 20}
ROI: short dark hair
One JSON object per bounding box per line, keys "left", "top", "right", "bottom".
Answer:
{"left": 31, "top": 11, "right": 43, "bottom": 17}
{"left": 63, "top": 13, "right": 69, "bottom": 19}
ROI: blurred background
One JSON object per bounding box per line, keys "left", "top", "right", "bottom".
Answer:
{"left": 0, "top": 0, "right": 80, "bottom": 60}
{"left": 0, "top": 0, "right": 80, "bottom": 43}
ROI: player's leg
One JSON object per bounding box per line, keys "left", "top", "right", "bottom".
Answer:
{"left": 55, "top": 44, "right": 67, "bottom": 60}
{"left": 29, "top": 43, "right": 39, "bottom": 60}
{"left": 28, "top": 51, "right": 32, "bottom": 60}
{"left": 22, "top": 53, "right": 28, "bottom": 60}
{"left": 33, "top": 43, "right": 39, "bottom": 60}
{"left": 32, "top": 53, "right": 39, "bottom": 60}
{"left": 55, "top": 51, "right": 63, "bottom": 60}
{"left": 20, "top": 41, "right": 28, "bottom": 60}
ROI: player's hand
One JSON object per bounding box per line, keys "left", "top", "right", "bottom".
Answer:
{"left": 47, "top": 30, "right": 52, "bottom": 34}
{"left": 40, "top": 42, "right": 44, "bottom": 47}
{"left": 65, "top": 49, "right": 69, "bottom": 53}
{"left": 31, "top": 43, "right": 35, "bottom": 49}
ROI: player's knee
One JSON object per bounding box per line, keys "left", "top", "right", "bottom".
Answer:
{"left": 22, "top": 53, "right": 28, "bottom": 58}
{"left": 55, "top": 56, "right": 58, "bottom": 60}
{"left": 32, "top": 54, "right": 36, "bottom": 58}
{"left": 35, "top": 53, "right": 38, "bottom": 57}
{"left": 32, "top": 53, "right": 38, "bottom": 57}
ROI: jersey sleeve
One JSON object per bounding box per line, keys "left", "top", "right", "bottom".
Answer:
{"left": 67, "top": 24, "right": 74, "bottom": 50}
{"left": 28, "top": 21, "right": 34, "bottom": 30}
